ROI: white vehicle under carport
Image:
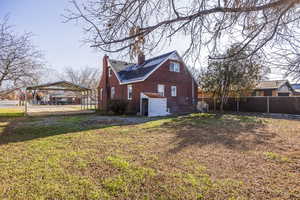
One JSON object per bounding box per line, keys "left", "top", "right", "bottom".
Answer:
{"left": 140, "top": 92, "right": 170, "bottom": 117}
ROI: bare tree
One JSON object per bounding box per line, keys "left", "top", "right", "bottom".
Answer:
{"left": 270, "top": 44, "right": 300, "bottom": 82}
{"left": 200, "top": 44, "right": 269, "bottom": 111}
{"left": 64, "top": 0, "right": 300, "bottom": 64}
{"left": 0, "top": 16, "right": 44, "bottom": 89}
{"left": 62, "top": 66, "right": 100, "bottom": 89}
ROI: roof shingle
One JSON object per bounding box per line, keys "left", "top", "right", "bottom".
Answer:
{"left": 109, "top": 51, "right": 176, "bottom": 83}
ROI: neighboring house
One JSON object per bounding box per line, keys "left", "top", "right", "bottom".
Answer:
{"left": 253, "top": 80, "right": 294, "bottom": 96}
{"left": 98, "top": 51, "right": 198, "bottom": 116}
{"left": 291, "top": 84, "right": 300, "bottom": 96}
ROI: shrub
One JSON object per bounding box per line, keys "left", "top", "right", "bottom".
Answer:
{"left": 108, "top": 99, "right": 128, "bottom": 115}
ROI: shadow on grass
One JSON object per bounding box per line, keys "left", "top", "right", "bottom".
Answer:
{"left": 160, "top": 113, "right": 276, "bottom": 153}
{"left": 0, "top": 114, "right": 153, "bottom": 145}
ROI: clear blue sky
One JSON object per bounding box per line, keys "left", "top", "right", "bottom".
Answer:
{"left": 0, "top": 0, "right": 287, "bottom": 82}
{"left": 1, "top": 0, "right": 102, "bottom": 78}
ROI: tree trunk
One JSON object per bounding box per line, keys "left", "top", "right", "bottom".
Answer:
{"left": 220, "top": 96, "right": 224, "bottom": 112}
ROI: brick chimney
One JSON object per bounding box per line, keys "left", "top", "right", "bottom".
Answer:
{"left": 138, "top": 53, "right": 145, "bottom": 65}
{"left": 98, "top": 55, "right": 109, "bottom": 111}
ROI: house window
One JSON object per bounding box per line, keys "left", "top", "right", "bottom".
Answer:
{"left": 127, "top": 85, "right": 133, "bottom": 100}
{"left": 158, "top": 84, "right": 165, "bottom": 96}
{"left": 171, "top": 86, "right": 177, "bottom": 97}
{"left": 100, "top": 88, "right": 103, "bottom": 100}
{"left": 109, "top": 68, "right": 112, "bottom": 77}
{"left": 169, "top": 62, "right": 180, "bottom": 72}
{"left": 111, "top": 87, "right": 115, "bottom": 99}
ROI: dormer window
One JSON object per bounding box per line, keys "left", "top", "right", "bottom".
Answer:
{"left": 108, "top": 68, "right": 112, "bottom": 77}
{"left": 169, "top": 62, "right": 180, "bottom": 72}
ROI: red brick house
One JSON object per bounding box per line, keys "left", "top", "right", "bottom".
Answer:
{"left": 98, "top": 51, "right": 198, "bottom": 116}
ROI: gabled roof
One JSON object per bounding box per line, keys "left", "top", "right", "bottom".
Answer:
{"left": 108, "top": 51, "right": 177, "bottom": 84}
{"left": 255, "top": 80, "right": 290, "bottom": 90}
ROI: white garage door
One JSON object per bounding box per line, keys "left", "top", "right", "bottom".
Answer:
{"left": 148, "top": 98, "right": 169, "bottom": 117}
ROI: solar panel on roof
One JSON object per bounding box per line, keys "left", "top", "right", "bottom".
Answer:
{"left": 116, "top": 50, "right": 176, "bottom": 82}
{"left": 292, "top": 84, "right": 300, "bottom": 89}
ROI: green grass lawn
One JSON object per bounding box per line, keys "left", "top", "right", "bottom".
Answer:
{"left": 0, "top": 108, "right": 24, "bottom": 117}
{"left": 0, "top": 113, "right": 299, "bottom": 200}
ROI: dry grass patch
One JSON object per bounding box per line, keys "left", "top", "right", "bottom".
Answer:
{"left": 0, "top": 108, "right": 24, "bottom": 117}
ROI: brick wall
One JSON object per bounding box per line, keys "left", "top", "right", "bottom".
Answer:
{"left": 98, "top": 57, "right": 197, "bottom": 114}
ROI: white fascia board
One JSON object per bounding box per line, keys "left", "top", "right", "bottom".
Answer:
{"left": 120, "top": 79, "right": 144, "bottom": 85}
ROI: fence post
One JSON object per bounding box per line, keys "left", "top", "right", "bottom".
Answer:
{"left": 236, "top": 97, "right": 239, "bottom": 112}
{"left": 213, "top": 98, "right": 216, "bottom": 112}
{"left": 267, "top": 96, "right": 270, "bottom": 113}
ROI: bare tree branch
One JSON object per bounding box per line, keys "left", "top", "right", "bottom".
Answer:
{"left": 64, "top": 0, "right": 300, "bottom": 78}
{"left": 0, "top": 16, "right": 44, "bottom": 89}
{"left": 61, "top": 66, "right": 100, "bottom": 89}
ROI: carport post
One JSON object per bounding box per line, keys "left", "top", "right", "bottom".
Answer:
{"left": 86, "top": 90, "right": 88, "bottom": 110}
{"left": 80, "top": 91, "right": 83, "bottom": 110}
{"left": 87, "top": 90, "right": 91, "bottom": 109}
{"left": 83, "top": 91, "right": 85, "bottom": 110}
{"left": 24, "top": 89, "right": 28, "bottom": 116}
{"left": 84, "top": 91, "right": 87, "bottom": 110}
{"left": 89, "top": 90, "right": 92, "bottom": 110}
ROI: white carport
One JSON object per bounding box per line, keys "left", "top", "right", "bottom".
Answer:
{"left": 140, "top": 92, "right": 170, "bottom": 117}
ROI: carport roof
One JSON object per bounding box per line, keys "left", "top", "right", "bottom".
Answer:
{"left": 26, "top": 81, "right": 91, "bottom": 91}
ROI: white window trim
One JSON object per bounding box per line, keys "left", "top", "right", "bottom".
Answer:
{"left": 171, "top": 86, "right": 177, "bottom": 97}
{"left": 169, "top": 61, "right": 180, "bottom": 72}
{"left": 111, "top": 87, "right": 115, "bottom": 99}
{"left": 127, "top": 85, "right": 133, "bottom": 100}
{"left": 158, "top": 84, "right": 165, "bottom": 96}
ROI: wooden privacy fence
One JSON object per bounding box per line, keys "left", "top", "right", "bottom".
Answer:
{"left": 200, "top": 97, "right": 300, "bottom": 115}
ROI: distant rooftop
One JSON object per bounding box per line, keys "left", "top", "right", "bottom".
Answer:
{"left": 255, "top": 80, "right": 288, "bottom": 90}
